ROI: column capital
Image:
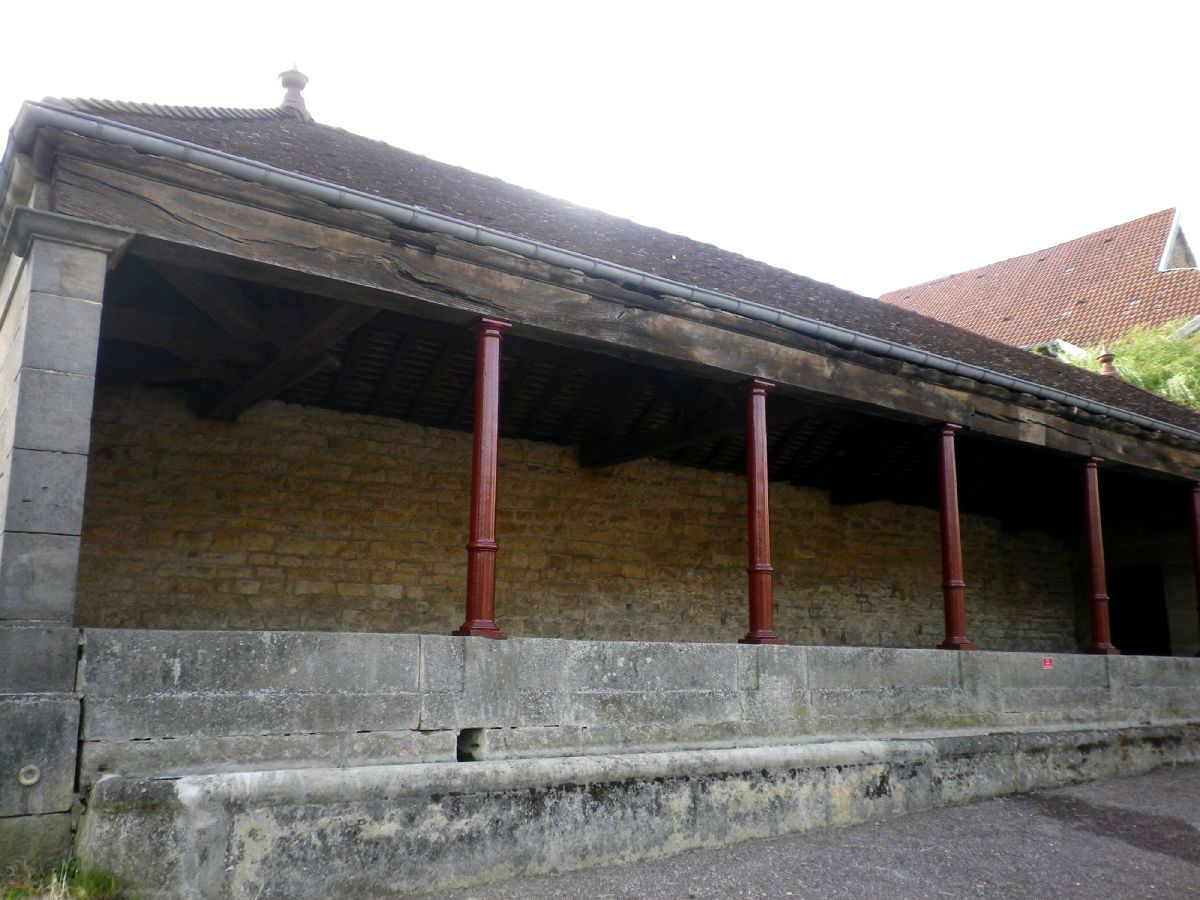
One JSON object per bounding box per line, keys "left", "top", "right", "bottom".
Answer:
{"left": 476, "top": 316, "right": 513, "bottom": 334}
{"left": 741, "top": 377, "right": 774, "bottom": 394}
{"left": 3, "top": 207, "right": 133, "bottom": 264}
{"left": 937, "top": 422, "right": 963, "bottom": 435}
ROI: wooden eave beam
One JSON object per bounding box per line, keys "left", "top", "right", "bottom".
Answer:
{"left": 45, "top": 141, "right": 1200, "bottom": 479}
{"left": 202, "top": 302, "right": 379, "bottom": 421}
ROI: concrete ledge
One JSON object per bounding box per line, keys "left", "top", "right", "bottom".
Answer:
{"left": 76, "top": 721, "right": 1200, "bottom": 900}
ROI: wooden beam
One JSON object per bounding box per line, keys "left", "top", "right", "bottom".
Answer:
{"left": 100, "top": 306, "right": 248, "bottom": 386}
{"left": 148, "top": 260, "right": 264, "bottom": 343}
{"left": 581, "top": 390, "right": 818, "bottom": 469}
{"left": 100, "top": 306, "right": 269, "bottom": 365}
{"left": 99, "top": 361, "right": 211, "bottom": 385}
{"left": 325, "top": 327, "right": 374, "bottom": 407}
{"left": 202, "top": 301, "right": 379, "bottom": 421}
{"left": 369, "top": 335, "right": 409, "bottom": 415}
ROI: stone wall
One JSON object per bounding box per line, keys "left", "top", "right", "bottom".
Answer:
{"left": 76, "top": 385, "right": 1079, "bottom": 650}
{"left": 76, "top": 628, "right": 1200, "bottom": 788}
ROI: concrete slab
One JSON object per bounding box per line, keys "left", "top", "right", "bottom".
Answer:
{"left": 0, "top": 695, "right": 80, "bottom": 816}
{"left": 0, "top": 532, "right": 81, "bottom": 621}
{"left": 0, "top": 624, "right": 78, "bottom": 692}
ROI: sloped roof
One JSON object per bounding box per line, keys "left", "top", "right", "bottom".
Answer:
{"left": 42, "top": 99, "right": 1200, "bottom": 436}
{"left": 881, "top": 210, "right": 1200, "bottom": 347}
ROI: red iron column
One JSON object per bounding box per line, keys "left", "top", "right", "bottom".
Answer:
{"left": 936, "top": 424, "right": 976, "bottom": 650}
{"left": 454, "top": 317, "right": 511, "bottom": 639}
{"left": 739, "top": 379, "right": 784, "bottom": 645}
{"left": 1083, "top": 457, "right": 1118, "bottom": 654}
{"left": 1191, "top": 484, "right": 1200, "bottom": 655}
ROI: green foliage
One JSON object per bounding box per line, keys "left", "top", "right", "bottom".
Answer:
{"left": 1074, "top": 317, "right": 1200, "bottom": 411}
{"left": 1, "top": 858, "right": 133, "bottom": 900}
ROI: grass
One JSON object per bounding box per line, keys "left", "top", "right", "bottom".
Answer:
{"left": 1, "top": 859, "right": 133, "bottom": 900}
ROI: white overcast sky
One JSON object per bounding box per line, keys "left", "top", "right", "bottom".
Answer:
{"left": 3, "top": 0, "right": 1198, "bottom": 298}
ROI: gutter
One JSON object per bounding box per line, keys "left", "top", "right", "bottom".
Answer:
{"left": 4, "top": 100, "right": 1199, "bottom": 446}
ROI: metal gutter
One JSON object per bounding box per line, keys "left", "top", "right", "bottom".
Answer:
{"left": 4, "top": 100, "right": 1199, "bottom": 445}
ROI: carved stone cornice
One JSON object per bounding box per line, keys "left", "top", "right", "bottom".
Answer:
{"left": 3, "top": 207, "right": 133, "bottom": 265}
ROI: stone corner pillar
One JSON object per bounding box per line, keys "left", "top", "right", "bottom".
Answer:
{"left": 0, "top": 207, "right": 131, "bottom": 866}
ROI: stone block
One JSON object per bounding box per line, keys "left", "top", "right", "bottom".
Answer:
{"left": 558, "top": 640, "right": 738, "bottom": 693}
{"left": 737, "top": 644, "right": 810, "bottom": 724}
{"left": 962, "top": 650, "right": 1108, "bottom": 692}
{"left": 1113, "top": 654, "right": 1200, "bottom": 688}
{"left": 0, "top": 812, "right": 74, "bottom": 868}
{"left": 21, "top": 292, "right": 103, "bottom": 377}
{"left": 79, "top": 729, "right": 455, "bottom": 787}
{"left": 81, "top": 629, "right": 421, "bottom": 696}
{"left": 511, "top": 637, "right": 568, "bottom": 692}
{"left": 562, "top": 689, "right": 742, "bottom": 727}
{"left": 81, "top": 691, "right": 421, "bottom": 741}
{"left": 8, "top": 369, "right": 96, "bottom": 454}
{"left": 419, "top": 635, "right": 464, "bottom": 693}
{"left": 27, "top": 240, "right": 108, "bottom": 303}
{"left": 0, "top": 532, "right": 81, "bottom": 621}
{"left": 810, "top": 687, "right": 969, "bottom": 731}
{"left": 806, "top": 646, "right": 958, "bottom": 690}
{"left": 0, "top": 624, "right": 78, "bottom": 692}
{"left": 419, "top": 635, "right": 521, "bottom": 729}
{"left": 2, "top": 448, "right": 88, "bottom": 535}
{"left": 0, "top": 695, "right": 80, "bottom": 816}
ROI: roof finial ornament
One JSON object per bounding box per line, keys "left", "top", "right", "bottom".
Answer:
{"left": 279, "top": 65, "right": 313, "bottom": 122}
{"left": 1097, "top": 348, "right": 1119, "bottom": 378}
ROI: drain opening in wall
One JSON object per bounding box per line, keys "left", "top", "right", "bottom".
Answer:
{"left": 457, "top": 728, "right": 486, "bottom": 762}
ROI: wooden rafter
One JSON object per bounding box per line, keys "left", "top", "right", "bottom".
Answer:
{"left": 581, "top": 389, "right": 820, "bottom": 469}
{"left": 148, "top": 260, "right": 265, "bottom": 344}
{"left": 202, "top": 301, "right": 379, "bottom": 421}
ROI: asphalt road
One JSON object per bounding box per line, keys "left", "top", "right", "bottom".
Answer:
{"left": 415, "top": 763, "right": 1200, "bottom": 900}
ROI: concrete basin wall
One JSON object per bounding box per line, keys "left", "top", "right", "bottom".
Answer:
{"left": 78, "top": 723, "right": 1200, "bottom": 899}
{"left": 78, "top": 628, "right": 1200, "bottom": 786}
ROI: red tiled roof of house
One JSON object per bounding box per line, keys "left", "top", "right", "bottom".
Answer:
{"left": 881, "top": 210, "right": 1200, "bottom": 347}
{"left": 37, "top": 99, "right": 1200, "bottom": 435}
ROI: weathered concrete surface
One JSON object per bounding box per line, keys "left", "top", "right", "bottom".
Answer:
{"left": 0, "top": 812, "right": 73, "bottom": 869}
{"left": 77, "top": 630, "right": 1200, "bottom": 788}
{"left": 76, "top": 722, "right": 1200, "bottom": 900}
{"left": 0, "top": 695, "right": 80, "bottom": 817}
{"left": 414, "top": 763, "right": 1200, "bottom": 900}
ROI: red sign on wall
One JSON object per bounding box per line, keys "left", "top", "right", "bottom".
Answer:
{"left": 1042, "top": 657, "right": 1055, "bottom": 670}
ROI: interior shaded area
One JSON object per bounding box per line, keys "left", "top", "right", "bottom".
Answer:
{"left": 98, "top": 254, "right": 1193, "bottom": 533}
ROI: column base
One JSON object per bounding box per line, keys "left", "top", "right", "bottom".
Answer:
{"left": 452, "top": 622, "right": 508, "bottom": 639}
{"left": 1086, "top": 643, "right": 1120, "bottom": 655}
{"left": 738, "top": 630, "right": 785, "bottom": 645}
{"left": 936, "top": 637, "right": 977, "bottom": 650}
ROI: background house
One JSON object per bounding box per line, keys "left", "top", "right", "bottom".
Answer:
{"left": 881, "top": 209, "right": 1200, "bottom": 348}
